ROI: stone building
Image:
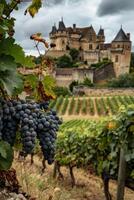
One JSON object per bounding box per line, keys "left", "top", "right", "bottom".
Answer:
{"left": 47, "top": 20, "right": 132, "bottom": 78}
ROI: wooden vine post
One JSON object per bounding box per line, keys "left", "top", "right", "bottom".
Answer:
{"left": 116, "top": 146, "right": 126, "bottom": 200}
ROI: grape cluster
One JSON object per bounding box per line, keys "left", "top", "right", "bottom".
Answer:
{"left": 14, "top": 100, "right": 39, "bottom": 154}
{"left": 39, "top": 101, "right": 50, "bottom": 110}
{"left": 0, "top": 99, "right": 62, "bottom": 164}
{"left": 37, "top": 109, "right": 62, "bottom": 164}
{"left": 1, "top": 100, "right": 18, "bottom": 146}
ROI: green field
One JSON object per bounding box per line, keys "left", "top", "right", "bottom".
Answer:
{"left": 50, "top": 95, "right": 134, "bottom": 117}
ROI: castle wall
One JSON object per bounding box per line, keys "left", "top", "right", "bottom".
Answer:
{"left": 53, "top": 68, "right": 93, "bottom": 87}
{"left": 83, "top": 51, "right": 99, "bottom": 65}
{"left": 93, "top": 63, "right": 115, "bottom": 83}
{"left": 46, "top": 50, "right": 69, "bottom": 58}
{"left": 69, "top": 38, "right": 80, "bottom": 49}
{"left": 56, "top": 75, "right": 73, "bottom": 87}
{"left": 100, "top": 50, "right": 111, "bottom": 61}
{"left": 111, "top": 41, "right": 131, "bottom": 77}
{"left": 73, "top": 69, "right": 93, "bottom": 83}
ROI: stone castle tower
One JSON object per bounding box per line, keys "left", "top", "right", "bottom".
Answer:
{"left": 47, "top": 19, "right": 131, "bottom": 77}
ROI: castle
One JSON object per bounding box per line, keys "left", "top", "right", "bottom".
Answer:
{"left": 47, "top": 20, "right": 132, "bottom": 86}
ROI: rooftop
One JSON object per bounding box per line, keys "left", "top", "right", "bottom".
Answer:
{"left": 113, "top": 28, "right": 129, "bottom": 42}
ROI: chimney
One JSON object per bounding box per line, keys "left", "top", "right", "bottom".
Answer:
{"left": 73, "top": 24, "right": 76, "bottom": 29}
{"left": 127, "top": 33, "right": 130, "bottom": 40}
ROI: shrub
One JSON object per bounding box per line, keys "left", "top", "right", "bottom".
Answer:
{"left": 91, "top": 59, "right": 112, "bottom": 69}
{"left": 56, "top": 55, "right": 72, "bottom": 68}
{"left": 54, "top": 86, "right": 71, "bottom": 97}
{"left": 107, "top": 73, "right": 134, "bottom": 88}
{"left": 83, "top": 77, "right": 94, "bottom": 87}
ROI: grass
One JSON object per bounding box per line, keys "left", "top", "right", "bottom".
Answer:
{"left": 13, "top": 155, "right": 134, "bottom": 200}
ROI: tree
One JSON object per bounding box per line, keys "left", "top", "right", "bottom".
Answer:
{"left": 56, "top": 55, "right": 72, "bottom": 68}
{"left": 69, "top": 48, "right": 79, "bottom": 61}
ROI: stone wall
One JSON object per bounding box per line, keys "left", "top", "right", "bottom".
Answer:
{"left": 46, "top": 50, "right": 69, "bottom": 58}
{"left": 52, "top": 68, "right": 93, "bottom": 87}
{"left": 74, "top": 87, "right": 134, "bottom": 96}
{"left": 93, "top": 63, "right": 116, "bottom": 83}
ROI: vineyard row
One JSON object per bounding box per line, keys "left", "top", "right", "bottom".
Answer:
{"left": 49, "top": 96, "right": 134, "bottom": 116}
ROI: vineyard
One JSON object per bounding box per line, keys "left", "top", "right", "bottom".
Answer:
{"left": 0, "top": 1, "right": 134, "bottom": 200}
{"left": 49, "top": 95, "right": 134, "bottom": 117}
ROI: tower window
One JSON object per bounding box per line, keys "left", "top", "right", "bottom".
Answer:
{"left": 89, "top": 44, "right": 93, "bottom": 50}
{"left": 115, "top": 55, "right": 118, "bottom": 63}
{"left": 117, "top": 44, "right": 120, "bottom": 48}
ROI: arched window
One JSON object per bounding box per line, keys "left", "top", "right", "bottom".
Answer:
{"left": 89, "top": 44, "right": 92, "bottom": 50}
{"left": 115, "top": 55, "right": 118, "bottom": 63}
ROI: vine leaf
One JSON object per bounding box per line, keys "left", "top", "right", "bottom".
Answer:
{"left": 0, "top": 55, "right": 23, "bottom": 95}
{"left": 42, "top": 75, "right": 56, "bottom": 99}
{"left": 0, "top": 38, "right": 35, "bottom": 67}
{"left": 0, "top": 141, "right": 13, "bottom": 170}
{"left": 25, "top": 0, "right": 42, "bottom": 17}
{"left": 0, "top": 3, "right": 4, "bottom": 16}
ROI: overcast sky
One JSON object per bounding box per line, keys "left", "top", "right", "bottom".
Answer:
{"left": 13, "top": 0, "right": 134, "bottom": 56}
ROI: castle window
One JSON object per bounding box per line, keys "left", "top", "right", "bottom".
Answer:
{"left": 66, "top": 45, "right": 70, "bottom": 50}
{"left": 117, "top": 44, "right": 120, "bottom": 48}
{"left": 115, "top": 55, "right": 118, "bottom": 63}
{"left": 62, "top": 40, "right": 65, "bottom": 45}
{"left": 89, "top": 44, "right": 92, "bottom": 50}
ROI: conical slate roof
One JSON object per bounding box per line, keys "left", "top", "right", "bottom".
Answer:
{"left": 50, "top": 25, "right": 57, "bottom": 34}
{"left": 98, "top": 28, "right": 104, "bottom": 36}
{"left": 113, "top": 28, "right": 129, "bottom": 42}
{"left": 58, "top": 21, "right": 66, "bottom": 31}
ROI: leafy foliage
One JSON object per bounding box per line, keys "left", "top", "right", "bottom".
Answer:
{"left": 56, "top": 105, "right": 134, "bottom": 180}
{"left": 91, "top": 59, "right": 112, "bottom": 69}
{"left": 69, "top": 48, "right": 79, "bottom": 61}
{"left": 0, "top": 0, "right": 37, "bottom": 96}
{"left": 56, "top": 55, "right": 72, "bottom": 68}
{"left": 0, "top": 141, "right": 13, "bottom": 170}
{"left": 107, "top": 73, "right": 134, "bottom": 88}
{"left": 25, "top": 0, "right": 42, "bottom": 18}
{"left": 53, "top": 86, "right": 71, "bottom": 97}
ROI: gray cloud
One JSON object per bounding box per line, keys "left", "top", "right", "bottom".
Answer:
{"left": 97, "top": 0, "right": 134, "bottom": 16}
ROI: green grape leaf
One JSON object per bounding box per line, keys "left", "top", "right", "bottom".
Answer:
{"left": 0, "top": 3, "right": 4, "bottom": 16}
{"left": 42, "top": 75, "right": 56, "bottom": 98}
{"left": 0, "top": 38, "right": 35, "bottom": 67}
{"left": 0, "top": 141, "right": 14, "bottom": 170}
{"left": 0, "top": 54, "right": 17, "bottom": 71}
{"left": 0, "top": 142, "right": 7, "bottom": 159}
{"left": 0, "top": 55, "right": 23, "bottom": 95}
{"left": 25, "top": 74, "right": 38, "bottom": 89}
{"left": 25, "top": 0, "right": 42, "bottom": 17}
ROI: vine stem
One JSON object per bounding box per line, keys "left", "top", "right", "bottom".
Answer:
{"left": 116, "top": 147, "right": 126, "bottom": 200}
{"left": 6, "top": 0, "right": 22, "bottom": 18}
{"left": 23, "top": 161, "right": 30, "bottom": 195}
{"left": 34, "top": 41, "right": 41, "bottom": 57}
{"left": 0, "top": 86, "right": 8, "bottom": 100}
